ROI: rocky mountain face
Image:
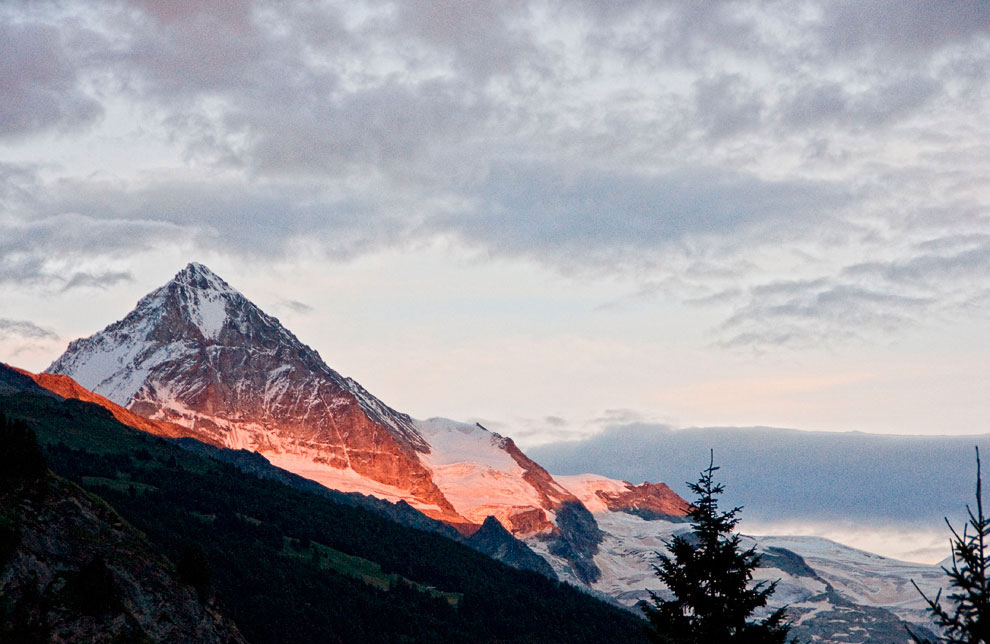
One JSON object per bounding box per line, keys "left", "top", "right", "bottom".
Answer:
{"left": 48, "top": 263, "right": 459, "bottom": 523}
{"left": 1, "top": 457, "right": 245, "bottom": 642}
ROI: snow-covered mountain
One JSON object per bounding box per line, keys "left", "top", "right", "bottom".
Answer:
{"left": 44, "top": 263, "right": 945, "bottom": 641}
{"left": 49, "top": 263, "right": 461, "bottom": 523}
{"left": 47, "top": 263, "right": 658, "bottom": 581}
{"left": 537, "top": 476, "right": 943, "bottom": 643}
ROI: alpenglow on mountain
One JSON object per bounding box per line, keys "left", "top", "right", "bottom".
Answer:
{"left": 48, "top": 263, "right": 462, "bottom": 521}
{"left": 47, "top": 263, "right": 682, "bottom": 579}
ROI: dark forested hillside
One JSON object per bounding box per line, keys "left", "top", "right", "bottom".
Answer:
{"left": 0, "top": 384, "right": 648, "bottom": 644}
{"left": 0, "top": 410, "right": 247, "bottom": 643}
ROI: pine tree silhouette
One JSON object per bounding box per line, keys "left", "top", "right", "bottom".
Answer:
{"left": 911, "top": 447, "right": 990, "bottom": 644}
{"left": 0, "top": 410, "right": 46, "bottom": 490}
{"left": 643, "top": 451, "right": 793, "bottom": 644}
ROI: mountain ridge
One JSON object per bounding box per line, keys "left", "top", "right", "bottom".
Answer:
{"left": 44, "top": 262, "right": 688, "bottom": 587}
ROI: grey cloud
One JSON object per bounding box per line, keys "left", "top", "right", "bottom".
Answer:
{"left": 3, "top": 173, "right": 415, "bottom": 264}
{"left": 0, "top": 255, "right": 49, "bottom": 287}
{"left": 528, "top": 423, "right": 990, "bottom": 527}
{"left": 112, "top": 0, "right": 272, "bottom": 98}
{"left": 592, "top": 409, "right": 646, "bottom": 426}
{"left": 130, "top": 0, "right": 255, "bottom": 30}
{"left": 53, "top": 179, "right": 408, "bottom": 259}
{"left": 60, "top": 270, "right": 133, "bottom": 292}
{"left": 0, "top": 162, "right": 41, "bottom": 208}
{"left": 280, "top": 300, "right": 315, "bottom": 314}
{"left": 915, "top": 233, "right": 990, "bottom": 253}
{"left": 104, "top": 1, "right": 500, "bottom": 178}
{"left": 0, "top": 318, "right": 58, "bottom": 341}
{"left": 780, "top": 75, "right": 942, "bottom": 129}
{"left": 718, "top": 279, "right": 933, "bottom": 349}
{"left": 0, "top": 213, "right": 190, "bottom": 287}
{"left": 1, "top": 0, "right": 987, "bottom": 354}
{"left": 711, "top": 227, "right": 990, "bottom": 350}
{"left": 0, "top": 21, "right": 103, "bottom": 139}
{"left": 236, "top": 79, "right": 492, "bottom": 178}
{"left": 33, "top": 158, "right": 850, "bottom": 276}
{"left": 577, "top": 1, "right": 763, "bottom": 69}
{"left": 442, "top": 162, "right": 848, "bottom": 268}
{"left": 818, "top": 1, "right": 990, "bottom": 59}
{"left": 693, "top": 73, "right": 764, "bottom": 140}
{"left": 391, "top": 1, "right": 537, "bottom": 80}
{"left": 0, "top": 213, "right": 188, "bottom": 258}
{"left": 843, "top": 238, "right": 990, "bottom": 286}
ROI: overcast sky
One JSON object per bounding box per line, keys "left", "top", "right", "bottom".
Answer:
{"left": 3, "top": 1, "right": 990, "bottom": 447}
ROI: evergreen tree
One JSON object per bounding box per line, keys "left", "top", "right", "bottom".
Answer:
{"left": 0, "top": 411, "right": 46, "bottom": 490}
{"left": 643, "top": 451, "right": 793, "bottom": 644}
{"left": 911, "top": 447, "right": 990, "bottom": 644}
{"left": 67, "top": 555, "right": 120, "bottom": 616}
{"left": 177, "top": 543, "right": 213, "bottom": 601}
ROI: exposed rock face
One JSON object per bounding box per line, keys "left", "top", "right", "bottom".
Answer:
{"left": 0, "top": 473, "right": 245, "bottom": 643}
{"left": 466, "top": 516, "right": 558, "bottom": 578}
{"left": 595, "top": 480, "right": 693, "bottom": 521}
{"left": 546, "top": 501, "right": 604, "bottom": 584}
{"left": 498, "top": 433, "right": 584, "bottom": 531}
{"left": 555, "top": 473, "right": 692, "bottom": 520}
{"left": 47, "top": 263, "right": 460, "bottom": 522}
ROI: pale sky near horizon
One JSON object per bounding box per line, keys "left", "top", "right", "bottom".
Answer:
{"left": 3, "top": 1, "right": 990, "bottom": 449}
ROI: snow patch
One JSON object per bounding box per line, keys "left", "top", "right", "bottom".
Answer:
{"left": 188, "top": 290, "right": 227, "bottom": 339}
{"left": 413, "top": 418, "right": 550, "bottom": 521}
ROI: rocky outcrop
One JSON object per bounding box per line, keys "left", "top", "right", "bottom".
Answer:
{"left": 0, "top": 472, "right": 245, "bottom": 643}
{"left": 499, "top": 434, "right": 582, "bottom": 513}
{"left": 467, "top": 516, "right": 558, "bottom": 578}
{"left": 595, "top": 480, "right": 692, "bottom": 521}
{"left": 546, "top": 501, "right": 604, "bottom": 584}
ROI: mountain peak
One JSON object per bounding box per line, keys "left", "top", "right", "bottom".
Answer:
{"left": 176, "top": 262, "right": 225, "bottom": 283}
{"left": 125, "top": 263, "right": 246, "bottom": 343}
{"left": 167, "top": 262, "right": 239, "bottom": 300}
{"left": 46, "top": 263, "right": 448, "bottom": 514}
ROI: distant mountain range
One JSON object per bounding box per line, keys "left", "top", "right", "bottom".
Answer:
{"left": 2, "top": 262, "right": 947, "bottom": 642}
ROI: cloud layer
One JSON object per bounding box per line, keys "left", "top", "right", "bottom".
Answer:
{"left": 2, "top": 1, "right": 989, "bottom": 348}
{"left": 528, "top": 424, "right": 990, "bottom": 532}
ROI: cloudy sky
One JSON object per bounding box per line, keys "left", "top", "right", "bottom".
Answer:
{"left": 3, "top": 1, "right": 990, "bottom": 451}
